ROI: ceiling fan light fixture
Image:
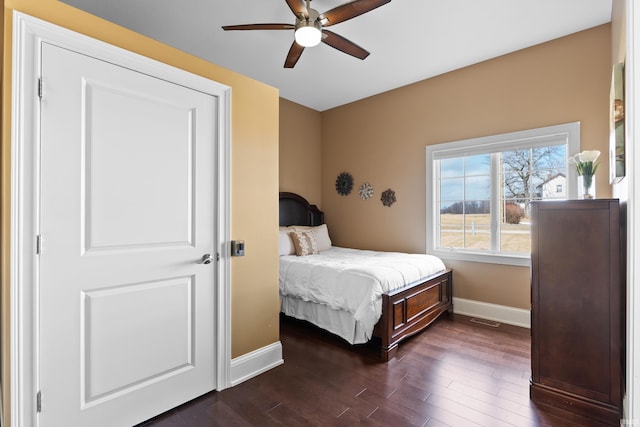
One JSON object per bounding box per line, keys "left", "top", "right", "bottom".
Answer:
{"left": 222, "top": 0, "right": 387, "bottom": 68}
{"left": 294, "top": 20, "right": 321, "bottom": 47}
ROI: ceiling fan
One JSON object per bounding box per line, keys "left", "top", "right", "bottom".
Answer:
{"left": 222, "top": 0, "right": 391, "bottom": 68}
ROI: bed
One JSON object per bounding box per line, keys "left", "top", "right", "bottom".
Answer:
{"left": 279, "top": 192, "right": 453, "bottom": 361}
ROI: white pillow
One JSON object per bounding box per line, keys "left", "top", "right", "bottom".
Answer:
{"left": 291, "top": 224, "right": 332, "bottom": 252}
{"left": 278, "top": 227, "right": 295, "bottom": 256}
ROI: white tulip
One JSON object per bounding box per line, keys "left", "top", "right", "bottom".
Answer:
{"left": 578, "top": 150, "right": 601, "bottom": 163}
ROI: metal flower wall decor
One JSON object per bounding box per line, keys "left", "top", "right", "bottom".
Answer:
{"left": 335, "top": 172, "right": 354, "bottom": 196}
{"left": 381, "top": 188, "right": 396, "bottom": 207}
{"left": 358, "top": 182, "right": 374, "bottom": 200}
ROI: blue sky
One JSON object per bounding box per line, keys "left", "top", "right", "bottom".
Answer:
{"left": 440, "top": 155, "right": 490, "bottom": 205}
{"left": 438, "top": 145, "right": 566, "bottom": 210}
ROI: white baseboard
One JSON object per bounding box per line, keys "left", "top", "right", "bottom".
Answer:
{"left": 453, "top": 297, "right": 530, "bottom": 328}
{"left": 230, "top": 341, "right": 284, "bottom": 387}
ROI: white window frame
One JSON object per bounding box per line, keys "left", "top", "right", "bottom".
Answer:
{"left": 425, "top": 122, "right": 580, "bottom": 266}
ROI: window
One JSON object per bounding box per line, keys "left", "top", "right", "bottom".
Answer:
{"left": 426, "top": 122, "right": 580, "bottom": 266}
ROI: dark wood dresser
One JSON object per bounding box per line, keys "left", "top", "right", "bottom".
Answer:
{"left": 530, "top": 199, "right": 623, "bottom": 425}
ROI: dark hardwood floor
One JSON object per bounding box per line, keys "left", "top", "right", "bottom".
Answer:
{"left": 138, "top": 313, "right": 610, "bottom": 427}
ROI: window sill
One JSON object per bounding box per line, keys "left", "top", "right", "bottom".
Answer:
{"left": 430, "top": 249, "right": 531, "bottom": 267}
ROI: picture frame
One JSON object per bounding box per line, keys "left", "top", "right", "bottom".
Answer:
{"left": 609, "top": 62, "right": 625, "bottom": 184}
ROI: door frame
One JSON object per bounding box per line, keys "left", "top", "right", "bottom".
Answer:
{"left": 9, "top": 12, "right": 231, "bottom": 427}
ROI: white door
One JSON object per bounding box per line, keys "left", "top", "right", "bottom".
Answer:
{"left": 38, "top": 42, "right": 217, "bottom": 426}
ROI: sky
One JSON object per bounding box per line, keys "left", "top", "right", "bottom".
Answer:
{"left": 438, "top": 145, "right": 566, "bottom": 211}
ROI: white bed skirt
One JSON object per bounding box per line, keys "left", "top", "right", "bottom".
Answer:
{"left": 280, "top": 296, "right": 372, "bottom": 345}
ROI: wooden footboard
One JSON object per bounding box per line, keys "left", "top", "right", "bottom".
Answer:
{"left": 373, "top": 269, "right": 453, "bottom": 361}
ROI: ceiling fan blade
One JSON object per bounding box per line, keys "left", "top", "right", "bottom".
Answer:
{"left": 319, "top": 0, "right": 391, "bottom": 26}
{"left": 222, "top": 23, "right": 295, "bottom": 31}
{"left": 284, "top": 41, "right": 305, "bottom": 68}
{"left": 321, "top": 30, "right": 369, "bottom": 60}
{"left": 285, "top": 0, "right": 308, "bottom": 19}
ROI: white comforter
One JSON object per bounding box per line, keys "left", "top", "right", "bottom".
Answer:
{"left": 279, "top": 247, "right": 446, "bottom": 342}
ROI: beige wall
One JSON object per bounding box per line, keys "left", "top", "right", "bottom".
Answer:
{"left": 1, "top": 1, "right": 280, "bottom": 422}
{"left": 316, "top": 25, "right": 612, "bottom": 309}
{"left": 279, "top": 98, "right": 322, "bottom": 206}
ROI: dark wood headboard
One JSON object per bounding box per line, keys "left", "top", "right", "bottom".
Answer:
{"left": 279, "top": 192, "right": 324, "bottom": 226}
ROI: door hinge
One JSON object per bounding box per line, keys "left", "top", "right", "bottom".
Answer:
{"left": 216, "top": 252, "right": 220, "bottom": 261}
{"left": 36, "top": 390, "right": 42, "bottom": 413}
{"left": 36, "top": 235, "right": 42, "bottom": 255}
{"left": 38, "top": 78, "right": 43, "bottom": 99}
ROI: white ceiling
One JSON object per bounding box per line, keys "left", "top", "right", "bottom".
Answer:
{"left": 62, "top": 0, "right": 612, "bottom": 111}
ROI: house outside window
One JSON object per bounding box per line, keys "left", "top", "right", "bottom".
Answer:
{"left": 426, "top": 122, "right": 580, "bottom": 266}
{"left": 536, "top": 174, "right": 567, "bottom": 198}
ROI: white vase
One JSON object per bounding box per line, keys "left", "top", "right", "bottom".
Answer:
{"left": 578, "top": 175, "right": 596, "bottom": 199}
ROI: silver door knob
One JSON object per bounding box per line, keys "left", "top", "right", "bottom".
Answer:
{"left": 199, "top": 253, "right": 213, "bottom": 264}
